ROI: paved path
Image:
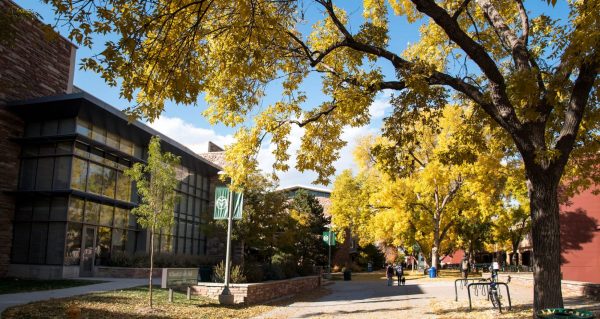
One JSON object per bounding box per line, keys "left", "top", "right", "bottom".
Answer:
{"left": 0, "top": 277, "right": 157, "bottom": 316}
{"left": 256, "top": 276, "right": 599, "bottom": 318}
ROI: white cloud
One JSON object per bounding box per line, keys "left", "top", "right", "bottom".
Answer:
{"left": 146, "top": 116, "right": 235, "bottom": 154}
{"left": 147, "top": 99, "right": 385, "bottom": 189}
{"left": 256, "top": 124, "right": 377, "bottom": 189}
{"left": 369, "top": 91, "right": 393, "bottom": 119}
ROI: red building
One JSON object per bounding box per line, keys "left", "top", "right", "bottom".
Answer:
{"left": 560, "top": 188, "right": 600, "bottom": 283}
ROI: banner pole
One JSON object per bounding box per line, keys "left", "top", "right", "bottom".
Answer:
{"left": 223, "top": 189, "right": 233, "bottom": 295}
{"left": 328, "top": 230, "right": 332, "bottom": 277}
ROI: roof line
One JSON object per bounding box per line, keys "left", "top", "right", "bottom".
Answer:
{"left": 278, "top": 184, "right": 332, "bottom": 194}
{"left": 8, "top": 92, "right": 222, "bottom": 171}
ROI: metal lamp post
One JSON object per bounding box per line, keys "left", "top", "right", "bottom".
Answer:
{"left": 216, "top": 172, "right": 238, "bottom": 305}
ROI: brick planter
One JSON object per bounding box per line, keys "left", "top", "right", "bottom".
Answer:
{"left": 497, "top": 273, "right": 600, "bottom": 301}
{"left": 191, "top": 275, "right": 321, "bottom": 304}
{"left": 94, "top": 266, "right": 163, "bottom": 278}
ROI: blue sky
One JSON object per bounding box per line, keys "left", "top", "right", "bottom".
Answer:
{"left": 14, "top": 0, "right": 568, "bottom": 189}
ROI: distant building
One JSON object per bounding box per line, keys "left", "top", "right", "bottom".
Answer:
{"left": 278, "top": 185, "right": 332, "bottom": 216}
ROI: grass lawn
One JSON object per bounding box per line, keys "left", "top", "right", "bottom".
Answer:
{"left": 0, "top": 278, "right": 106, "bottom": 294}
{"left": 2, "top": 285, "right": 331, "bottom": 319}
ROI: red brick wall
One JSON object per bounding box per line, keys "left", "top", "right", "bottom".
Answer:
{"left": 560, "top": 188, "right": 600, "bottom": 283}
{"left": 0, "top": 0, "right": 75, "bottom": 276}
{"left": 191, "top": 275, "right": 321, "bottom": 304}
{"left": 0, "top": 0, "right": 75, "bottom": 103}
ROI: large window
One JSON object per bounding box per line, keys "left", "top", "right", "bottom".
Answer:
{"left": 75, "top": 119, "right": 142, "bottom": 158}
{"left": 24, "top": 119, "right": 75, "bottom": 137}
{"left": 64, "top": 222, "right": 82, "bottom": 266}
{"left": 19, "top": 142, "right": 73, "bottom": 191}
{"left": 64, "top": 196, "right": 137, "bottom": 266}
{"left": 11, "top": 220, "right": 65, "bottom": 266}
{"left": 163, "top": 166, "right": 211, "bottom": 255}
{"left": 71, "top": 142, "right": 132, "bottom": 203}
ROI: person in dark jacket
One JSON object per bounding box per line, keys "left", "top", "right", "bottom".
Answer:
{"left": 396, "top": 263, "right": 404, "bottom": 286}
{"left": 386, "top": 263, "right": 394, "bottom": 286}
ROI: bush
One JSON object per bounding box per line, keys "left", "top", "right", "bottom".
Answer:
{"left": 297, "top": 263, "right": 315, "bottom": 276}
{"left": 243, "top": 262, "right": 264, "bottom": 283}
{"left": 262, "top": 263, "right": 285, "bottom": 281}
{"left": 108, "top": 251, "right": 133, "bottom": 267}
{"left": 213, "top": 261, "right": 246, "bottom": 283}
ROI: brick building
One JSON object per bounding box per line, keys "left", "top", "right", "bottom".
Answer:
{"left": 0, "top": 0, "right": 229, "bottom": 278}
{"left": 560, "top": 188, "right": 600, "bottom": 283}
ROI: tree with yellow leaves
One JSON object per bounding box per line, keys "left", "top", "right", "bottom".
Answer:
{"left": 43, "top": 0, "right": 599, "bottom": 310}
{"left": 332, "top": 105, "right": 507, "bottom": 270}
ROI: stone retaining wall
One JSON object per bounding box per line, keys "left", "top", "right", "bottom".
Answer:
{"left": 191, "top": 275, "right": 321, "bottom": 304}
{"left": 498, "top": 273, "right": 600, "bottom": 301}
{"left": 94, "top": 266, "right": 163, "bottom": 278}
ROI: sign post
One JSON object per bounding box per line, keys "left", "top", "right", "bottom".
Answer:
{"left": 214, "top": 186, "right": 243, "bottom": 304}
{"left": 323, "top": 230, "right": 335, "bottom": 278}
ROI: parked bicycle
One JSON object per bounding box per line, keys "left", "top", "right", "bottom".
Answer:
{"left": 488, "top": 263, "right": 502, "bottom": 312}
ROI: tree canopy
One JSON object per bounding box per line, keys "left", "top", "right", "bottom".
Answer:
{"left": 331, "top": 104, "right": 514, "bottom": 268}
{"left": 43, "top": 0, "right": 599, "bottom": 311}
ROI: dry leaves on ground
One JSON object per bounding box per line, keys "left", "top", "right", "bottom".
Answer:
{"left": 2, "top": 286, "right": 276, "bottom": 319}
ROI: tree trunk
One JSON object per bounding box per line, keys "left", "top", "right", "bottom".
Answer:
{"left": 432, "top": 217, "right": 440, "bottom": 270}
{"left": 528, "top": 174, "right": 563, "bottom": 311}
{"left": 149, "top": 226, "right": 154, "bottom": 308}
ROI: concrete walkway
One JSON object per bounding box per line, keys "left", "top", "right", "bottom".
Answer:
{"left": 0, "top": 277, "right": 157, "bottom": 316}
{"left": 256, "top": 276, "right": 599, "bottom": 318}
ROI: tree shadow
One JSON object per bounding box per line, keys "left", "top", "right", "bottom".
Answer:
{"left": 295, "top": 306, "right": 413, "bottom": 318}
{"left": 559, "top": 208, "right": 598, "bottom": 264}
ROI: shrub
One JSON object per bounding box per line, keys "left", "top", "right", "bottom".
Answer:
{"left": 280, "top": 261, "right": 298, "bottom": 278}
{"left": 132, "top": 253, "right": 150, "bottom": 267}
{"left": 262, "top": 263, "right": 284, "bottom": 281}
{"left": 243, "top": 262, "right": 264, "bottom": 283}
{"left": 213, "top": 261, "right": 246, "bottom": 283}
{"left": 297, "top": 263, "right": 316, "bottom": 276}
{"left": 108, "top": 251, "right": 133, "bottom": 267}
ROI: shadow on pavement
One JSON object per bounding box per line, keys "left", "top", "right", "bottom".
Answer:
{"left": 295, "top": 306, "right": 414, "bottom": 318}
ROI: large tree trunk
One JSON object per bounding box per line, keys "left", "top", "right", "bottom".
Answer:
{"left": 432, "top": 219, "right": 440, "bottom": 270}
{"left": 528, "top": 173, "right": 564, "bottom": 311}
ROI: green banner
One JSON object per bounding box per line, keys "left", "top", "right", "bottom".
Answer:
{"left": 322, "top": 231, "right": 336, "bottom": 246}
{"left": 214, "top": 186, "right": 244, "bottom": 220}
{"left": 214, "top": 186, "right": 229, "bottom": 219}
{"left": 232, "top": 191, "right": 243, "bottom": 220}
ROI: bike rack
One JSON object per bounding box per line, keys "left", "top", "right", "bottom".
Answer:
{"left": 454, "top": 278, "right": 486, "bottom": 301}
{"left": 466, "top": 282, "right": 512, "bottom": 312}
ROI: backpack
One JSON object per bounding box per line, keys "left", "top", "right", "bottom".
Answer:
{"left": 396, "top": 265, "right": 403, "bottom": 276}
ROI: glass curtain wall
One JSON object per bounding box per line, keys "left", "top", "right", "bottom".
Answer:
{"left": 154, "top": 167, "right": 210, "bottom": 256}
{"left": 13, "top": 117, "right": 214, "bottom": 268}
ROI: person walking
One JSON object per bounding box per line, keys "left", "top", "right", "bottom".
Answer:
{"left": 386, "top": 263, "right": 394, "bottom": 286}
{"left": 396, "top": 262, "right": 403, "bottom": 286}
{"left": 461, "top": 257, "right": 469, "bottom": 279}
